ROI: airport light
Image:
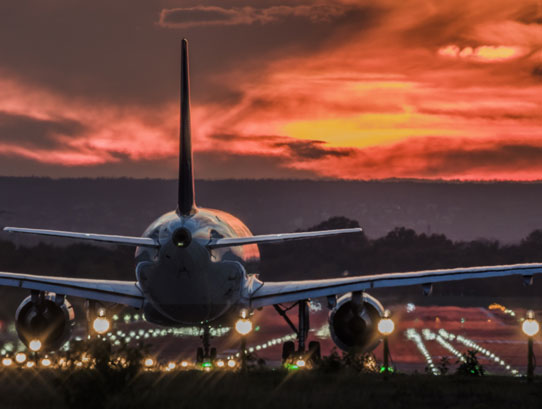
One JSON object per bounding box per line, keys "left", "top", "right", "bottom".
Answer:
{"left": 378, "top": 310, "right": 395, "bottom": 378}
{"left": 26, "top": 361, "right": 35, "bottom": 368}
{"left": 181, "top": 360, "right": 189, "bottom": 368}
{"left": 405, "top": 329, "right": 439, "bottom": 375}
{"left": 92, "top": 317, "right": 111, "bottom": 335}
{"left": 28, "top": 339, "right": 42, "bottom": 352}
{"left": 235, "top": 318, "right": 253, "bottom": 336}
{"left": 522, "top": 311, "right": 539, "bottom": 337}
{"left": 296, "top": 359, "right": 306, "bottom": 368}
{"left": 144, "top": 358, "right": 154, "bottom": 368}
{"left": 216, "top": 360, "right": 225, "bottom": 368}
{"left": 15, "top": 352, "right": 27, "bottom": 364}
{"left": 166, "top": 362, "right": 176, "bottom": 371}
{"left": 2, "top": 357, "right": 12, "bottom": 367}
{"left": 40, "top": 357, "right": 52, "bottom": 367}
{"left": 438, "top": 329, "right": 518, "bottom": 376}
{"left": 522, "top": 310, "right": 539, "bottom": 383}
{"left": 378, "top": 316, "right": 395, "bottom": 336}
{"left": 227, "top": 359, "right": 236, "bottom": 368}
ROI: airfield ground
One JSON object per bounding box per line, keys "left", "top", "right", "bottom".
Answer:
{"left": 1, "top": 370, "right": 541, "bottom": 409}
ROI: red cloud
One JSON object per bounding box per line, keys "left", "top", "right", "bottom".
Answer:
{"left": 1, "top": 0, "right": 542, "bottom": 180}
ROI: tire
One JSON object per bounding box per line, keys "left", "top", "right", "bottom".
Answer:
{"left": 308, "top": 341, "right": 321, "bottom": 362}
{"left": 282, "top": 341, "right": 295, "bottom": 362}
{"left": 196, "top": 347, "right": 204, "bottom": 363}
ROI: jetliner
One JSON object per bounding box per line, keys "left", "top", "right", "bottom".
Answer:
{"left": 3, "top": 39, "right": 542, "bottom": 362}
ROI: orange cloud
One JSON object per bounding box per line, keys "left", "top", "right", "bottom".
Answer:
{"left": 1, "top": 0, "right": 542, "bottom": 180}
{"left": 438, "top": 45, "right": 528, "bottom": 62}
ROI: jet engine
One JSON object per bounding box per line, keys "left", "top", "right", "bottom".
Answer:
{"left": 15, "top": 293, "right": 75, "bottom": 351}
{"left": 328, "top": 293, "right": 385, "bottom": 352}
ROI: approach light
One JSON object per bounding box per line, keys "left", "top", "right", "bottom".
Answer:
{"left": 15, "top": 352, "right": 27, "bottom": 364}
{"left": 216, "top": 360, "right": 225, "bottom": 368}
{"left": 235, "top": 318, "right": 253, "bottom": 335}
{"left": 144, "top": 358, "right": 154, "bottom": 367}
{"left": 181, "top": 361, "right": 189, "bottom": 368}
{"left": 378, "top": 317, "right": 395, "bottom": 336}
{"left": 296, "top": 359, "right": 306, "bottom": 368}
{"left": 166, "top": 362, "right": 176, "bottom": 371}
{"left": 2, "top": 357, "right": 12, "bottom": 367}
{"left": 29, "top": 339, "right": 42, "bottom": 352}
{"left": 26, "top": 361, "right": 35, "bottom": 368}
{"left": 227, "top": 359, "right": 236, "bottom": 368}
{"left": 92, "top": 317, "right": 111, "bottom": 334}
{"left": 522, "top": 312, "right": 540, "bottom": 337}
{"left": 40, "top": 357, "right": 52, "bottom": 367}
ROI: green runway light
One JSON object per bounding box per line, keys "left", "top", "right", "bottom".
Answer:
{"left": 202, "top": 362, "right": 213, "bottom": 368}
{"left": 254, "top": 326, "right": 261, "bottom": 332}
{"left": 380, "top": 366, "right": 394, "bottom": 373}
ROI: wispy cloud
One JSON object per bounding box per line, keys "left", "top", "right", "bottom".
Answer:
{"left": 158, "top": 4, "right": 348, "bottom": 28}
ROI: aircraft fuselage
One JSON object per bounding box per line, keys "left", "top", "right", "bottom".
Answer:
{"left": 135, "top": 208, "right": 260, "bottom": 326}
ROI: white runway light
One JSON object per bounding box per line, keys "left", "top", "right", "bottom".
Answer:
{"left": 93, "top": 317, "right": 111, "bottom": 334}
{"left": 235, "top": 318, "right": 253, "bottom": 335}
{"left": 15, "top": 352, "right": 27, "bottom": 364}
{"left": 29, "top": 339, "right": 42, "bottom": 352}
{"left": 522, "top": 319, "right": 540, "bottom": 337}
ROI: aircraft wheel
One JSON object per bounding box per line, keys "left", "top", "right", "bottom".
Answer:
{"left": 308, "top": 341, "right": 321, "bottom": 362}
{"left": 196, "top": 347, "right": 204, "bottom": 363}
{"left": 282, "top": 341, "right": 295, "bottom": 363}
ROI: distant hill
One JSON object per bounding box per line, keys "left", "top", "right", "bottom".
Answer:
{"left": 1, "top": 177, "right": 542, "bottom": 243}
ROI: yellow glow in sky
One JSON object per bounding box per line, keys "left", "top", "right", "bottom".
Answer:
{"left": 282, "top": 113, "right": 460, "bottom": 148}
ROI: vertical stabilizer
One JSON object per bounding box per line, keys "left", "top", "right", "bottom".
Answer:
{"left": 177, "top": 38, "right": 196, "bottom": 216}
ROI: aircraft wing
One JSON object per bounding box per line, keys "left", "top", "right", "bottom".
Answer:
{"left": 3, "top": 227, "right": 159, "bottom": 247}
{"left": 249, "top": 263, "right": 542, "bottom": 308}
{"left": 207, "top": 228, "right": 362, "bottom": 249}
{"left": 0, "top": 271, "right": 144, "bottom": 308}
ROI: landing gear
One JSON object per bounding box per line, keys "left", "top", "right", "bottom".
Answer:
{"left": 196, "top": 325, "right": 214, "bottom": 364}
{"left": 281, "top": 341, "right": 295, "bottom": 362}
{"left": 274, "top": 300, "right": 321, "bottom": 365}
{"left": 308, "top": 341, "right": 321, "bottom": 361}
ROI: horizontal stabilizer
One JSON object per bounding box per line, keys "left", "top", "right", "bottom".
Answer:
{"left": 207, "top": 227, "right": 362, "bottom": 249}
{"left": 3, "top": 227, "right": 159, "bottom": 247}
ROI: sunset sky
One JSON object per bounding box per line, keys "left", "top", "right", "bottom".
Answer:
{"left": 0, "top": 0, "right": 541, "bottom": 180}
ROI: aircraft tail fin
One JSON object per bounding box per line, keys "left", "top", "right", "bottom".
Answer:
{"left": 177, "top": 38, "right": 196, "bottom": 216}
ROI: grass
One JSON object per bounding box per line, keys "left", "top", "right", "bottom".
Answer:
{"left": 1, "top": 369, "right": 542, "bottom": 409}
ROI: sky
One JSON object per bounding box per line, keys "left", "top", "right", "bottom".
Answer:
{"left": 0, "top": 0, "right": 541, "bottom": 180}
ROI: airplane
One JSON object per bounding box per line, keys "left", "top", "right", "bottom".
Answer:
{"left": 2, "top": 38, "right": 542, "bottom": 363}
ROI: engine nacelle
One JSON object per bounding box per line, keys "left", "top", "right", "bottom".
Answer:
{"left": 15, "top": 293, "right": 75, "bottom": 351}
{"left": 328, "top": 293, "right": 385, "bottom": 353}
